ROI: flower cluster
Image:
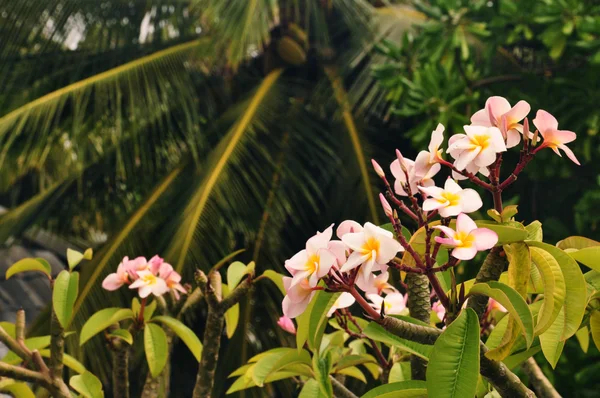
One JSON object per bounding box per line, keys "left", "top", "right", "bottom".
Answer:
{"left": 102, "top": 255, "right": 186, "bottom": 299}
{"left": 280, "top": 96, "right": 579, "bottom": 323}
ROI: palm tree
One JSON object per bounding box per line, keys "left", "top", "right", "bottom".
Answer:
{"left": 0, "top": 0, "right": 423, "bottom": 395}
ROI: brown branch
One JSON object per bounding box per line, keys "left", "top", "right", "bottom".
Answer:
{"left": 521, "top": 358, "right": 561, "bottom": 398}
{"left": 330, "top": 376, "right": 359, "bottom": 398}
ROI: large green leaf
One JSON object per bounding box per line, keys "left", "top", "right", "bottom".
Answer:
{"left": 52, "top": 270, "right": 80, "bottom": 328}
{"left": 251, "top": 348, "right": 312, "bottom": 387}
{"left": 313, "top": 351, "right": 333, "bottom": 397}
{"left": 468, "top": 281, "right": 534, "bottom": 347}
{"left": 308, "top": 291, "right": 340, "bottom": 351}
{"left": 0, "top": 381, "right": 35, "bottom": 398}
{"left": 2, "top": 336, "right": 51, "bottom": 365}
{"left": 150, "top": 316, "right": 202, "bottom": 362}
{"left": 222, "top": 283, "right": 240, "bottom": 339}
{"left": 5, "top": 258, "right": 51, "bottom": 279}
{"left": 426, "top": 309, "right": 479, "bottom": 398}
{"left": 144, "top": 323, "right": 169, "bottom": 378}
{"left": 556, "top": 236, "right": 600, "bottom": 250}
{"left": 363, "top": 322, "right": 432, "bottom": 359}
{"left": 569, "top": 247, "right": 600, "bottom": 272}
{"left": 590, "top": 312, "right": 600, "bottom": 352}
{"left": 539, "top": 308, "right": 566, "bottom": 368}
{"left": 69, "top": 372, "right": 104, "bottom": 398}
{"left": 529, "top": 247, "right": 565, "bottom": 335}
{"left": 227, "top": 261, "right": 248, "bottom": 290}
{"left": 39, "top": 349, "right": 86, "bottom": 374}
{"left": 261, "top": 270, "right": 286, "bottom": 295}
{"left": 527, "top": 241, "right": 586, "bottom": 340}
{"left": 362, "top": 381, "right": 428, "bottom": 398}
{"left": 299, "top": 379, "right": 328, "bottom": 398}
{"left": 80, "top": 308, "right": 134, "bottom": 346}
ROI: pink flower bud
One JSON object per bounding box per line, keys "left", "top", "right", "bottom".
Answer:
{"left": 379, "top": 193, "right": 393, "bottom": 218}
{"left": 277, "top": 316, "right": 296, "bottom": 335}
{"left": 371, "top": 159, "right": 385, "bottom": 178}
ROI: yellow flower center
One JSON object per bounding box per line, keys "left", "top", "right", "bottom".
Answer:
{"left": 141, "top": 273, "right": 158, "bottom": 285}
{"left": 454, "top": 231, "right": 475, "bottom": 248}
{"left": 471, "top": 134, "right": 490, "bottom": 149}
{"left": 305, "top": 254, "right": 320, "bottom": 274}
{"left": 438, "top": 191, "right": 461, "bottom": 207}
{"left": 384, "top": 301, "right": 392, "bottom": 312}
{"left": 362, "top": 237, "right": 381, "bottom": 255}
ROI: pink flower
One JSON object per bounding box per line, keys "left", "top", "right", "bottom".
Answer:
{"left": 390, "top": 153, "right": 418, "bottom": 196}
{"left": 488, "top": 298, "right": 507, "bottom": 313}
{"left": 434, "top": 213, "right": 498, "bottom": 260}
{"left": 336, "top": 220, "right": 363, "bottom": 238}
{"left": 432, "top": 301, "right": 446, "bottom": 323}
{"left": 129, "top": 270, "right": 169, "bottom": 298}
{"left": 356, "top": 271, "right": 396, "bottom": 295}
{"left": 419, "top": 178, "right": 482, "bottom": 218}
{"left": 447, "top": 126, "right": 507, "bottom": 171}
{"left": 285, "top": 225, "right": 337, "bottom": 287}
{"left": 326, "top": 292, "right": 356, "bottom": 317}
{"left": 340, "top": 222, "right": 403, "bottom": 277}
{"left": 277, "top": 316, "right": 297, "bottom": 335}
{"left": 158, "top": 262, "right": 187, "bottom": 299}
{"left": 327, "top": 240, "right": 348, "bottom": 268}
{"left": 532, "top": 110, "right": 580, "bottom": 165}
{"left": 282, "top": 277, "right": 316, "bottom": 318}
{"left": 367, "top": 292, "right": 406, "bottom": 315}
{"left": 414, "top": 123, "right": 444, "bottom": 178}
{"left": 102, "top": 256, "right": 147, "bottom": 291}
{"left": 148, "top": 255, "right": 164, "bottom": 274}
{"left": 471, "top": 96, "right": 531, "bottom": 148}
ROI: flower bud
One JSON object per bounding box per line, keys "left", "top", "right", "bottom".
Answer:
{"left": 371, "top": 159, "right": 385, "bottom": 178}
{"left": 379, "top": 193, "right": 393, "bottom": 218}
{"left": 277, "top": 316, "right": 297, "bottom": 335}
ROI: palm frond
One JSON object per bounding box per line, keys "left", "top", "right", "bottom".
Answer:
{"left": 0, "top": 38, "right": 212, "bottom": 190}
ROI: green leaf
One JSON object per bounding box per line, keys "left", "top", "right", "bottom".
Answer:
{"left": 524, "top": 221, "right": 543, "bottom": 242}
{"left": 362, "top": 381, "right": 428, "bottom": 398}
{"left": 227, "top": 261, "right": 248, "bottom": 290}
{"left": 80, "top": 308, "right": 134, "bottom": 346}
{"left": 337, "top": 366, "right": 367, "bottom": 383}
{"left": 313, "top": 351, "right": 333, "bottom": 397}
{"left": 487, "top": 209, "right": 502, "bottom": 223}
{"left": 501, "top": 205, "right": 518, "bottom": 221}
{"left": 69, "top": 371, "right": 104, "bottom": 398}
{"left": 389, "top": 361, "right": 411, "bottom": 383}
{"left": 539, "top": 308, "right": 566, "bottom": 368}
{"left": 251, "top": 348, "right": 312, "bottom": 387}
{"left": 52, "top": 270, "right": 79, "bottom": 328}
{"left": 308, "top": 291, "right": 339, "bottom": 351}
{"left": 0, "top": 322, "right": 15, "bottom": 338}
{"left": 144, "top": 323, "right": 169, "bottom": 377}
{"left": 2, "top": 336, "right": 51, "bottom": 364}
{"left": 529, "top": 247, "right": 565, "bottom": 335}
{"left": 261, "top": 270, "right": 286, "bottom": 295}
{"left": 0, "top": 381, "right": 35, "bottom": 398}
{"left": 132, "top": 297, "right": 157, "bottom": 321}
{"left": 39, "top": 349, "right": 86, "bottom": 374}
{"left": 333, "top": 354, "right": 377, "bottom": 371}
{"left": 363, "top": 322, "right": 431, "bottom": 359}
{"left": 299, "top": 379, "right": 328, "bottom": 398}
{"left": 527, "top": 241, "right": 586, "bottom": 340}
{"left": 426, "top": 308, "right": 480, "bottom": 398}
{"left": 222, "top": 284, "right": 240, "bottom": 339}
{"left": 151, "top": 316, "right": 202, "bottom": 362}
{"left": 227, "top": 368, "right": 304, "bottom": 394}
{"left": 569, "top": 247, "right": 600, "bottom": 272}
{"left": 108, "top": 329, "right": 134, "bottom": 345}
{"left": 472, "top": 221, "right": 528, "bottom": 244}
{"left": 5, "top": 258, "right": 51, "bottom": 279}
{"left": 468, "top": 281, "right": 534, "bottom": 348}
{"left": 67, "top": 248, "right": 92, "bottom": 270}
{"left": 557, "top": 236, "right": 600, "bottom": 250}
{"left": 503, "top": 345, "right": 542, "bottom": 369}
{"left": 575, "top": 326, "right": 590, "bottom": 353}
{"left": 590, "top": 312, "right": 600, "bottom": 352}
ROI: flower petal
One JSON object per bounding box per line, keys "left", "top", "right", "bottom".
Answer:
{"left": 102, "top": 274, "right": 124, "bottom": 291}
{"left": 533, "top": 110, "right": 558, "bottom": 134}
{"left": 504, "top": 100, "right": 530, "bottom": 123}
{"left": 458, "top": 189, "right": 483, "bottom": 213}
{"left": 456, "top": 213, "right": 477, "bottom": 233}
{"left": 471, "top": 228, "right": 498, "bottom": 250}
{"left": 336, "top": 220, "right": 363, "bottom": 238}
{"left": 470, "top": 108, "right": 492, "bottom": 127}
{"left": 558, "top": 144, "right": 580, "bottom": 165}
{"left": 443, "top": 178, "right": 462, "bottom": 194}
{"left": 486, "top": 96, "right": 512, "bottom": 121}
{"left": 306, "top": 224, "right": 333, "bottom": 253}
{"left": 452, "top": 246, "right": 478, "bottom": 260}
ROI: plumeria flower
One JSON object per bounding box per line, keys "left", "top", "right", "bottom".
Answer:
{"left": 432, "top": 301, "right": 446, "bottom": 323}
{"left": 419, "top": 178, "right": 482, "bottom": 218}
{"left": 277, "top": 316, "right": 297, "bottom": 335}
{"left": 488, "top": 298, "right": 507, "bottom": 313}
{"left": 414, "top": 123, "right": 445, "bottom": 178}
{"left": 471, "top": 96, "right": 531, "bottom": 148}
{"left": 102, "top": 256, "right": 147, "bottom": 291}
{"left": 327, "top": 292, "right": 356, "bottom": 317}
{"left": 148, "top": 255, "right": 164, "bottom": 274}
{"left": 282, "top": 277, "right": 316, "bottom": 319}
{"left": 340, "top": 222, "right": 403, "bottom": 277}
{"left": 434, "top": 213, "right": 498, "bottom": 260}
{"left": 532, "top": 110, "right": 580, "bottom": 165}
{"left": 336, "top": 220, "right": 363, "bottom": 238}
{"left": 327, "top": 240, "right": 348, "bottom": 268}
{"left": 367, "top": 292, "right": 406, "bottom": 315}
{"left": 129, "top": 270, "right": 169, "bottom": 298}
{"left": 390, "top": 154, "right": 418, "bottom": 196}
{"left": 357, "top": 271, "right": 396, "bottom": 295}
{"left": 285, "top": 224, "right": 337, "bottom": 287}
{"left": 448, "top": 126, "right": 506, "bottom": 171}
{"left": 158, "top": 262, "right": 187, "bottom": 299}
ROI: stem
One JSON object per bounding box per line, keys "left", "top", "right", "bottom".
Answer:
{"left": 521, "top": 358, "right": 561, "bottom": 398}
{"left": 138, "top": 297, "right": 147, "bottom": 324}
{"left": 192, "top": 305, "right": 224, "bottom": 398}
{"left": 404, "top": 273, "right": 431, "bottom": 380}
{"left": 112, "top": 345, "right": 130, "bottom": 398}
{"left": 330, "top": 376, "right": 359, "bottom": 398}
{"left": 467, "top": 248, "right": 507, "bottom": 320}
{"left": 49, "top": 309, "right": 64, "bottom": 379}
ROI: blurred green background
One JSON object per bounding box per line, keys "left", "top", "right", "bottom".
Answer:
{"left": 1, "top": 0, "right": 599, "bottom": 396}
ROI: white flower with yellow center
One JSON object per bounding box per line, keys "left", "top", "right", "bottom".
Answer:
{"left": 414, "top": 123, "right": 445, "bottom": 179}
{"left": 340, "top": 222, "right": 403, "bottom": 277}
{"left": 419, "top": 179, "right": 482, "bottom": 218}
{"left": 326, "top": 292, "right": 356, "bottom": 317}
{"left": 285, "top": 224, "right": 337, "bottom": 287}
{"left": 128, "top": 270, "right": 169, "bottom": 298}
{"left": 447, "top": 125, "right": 506, "bottom": 171}
{"left": 434, "top": 213, "right": 498, "bottom": 260}
{"left": 367, "top": 292, "right": 406, "bottom": 315}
